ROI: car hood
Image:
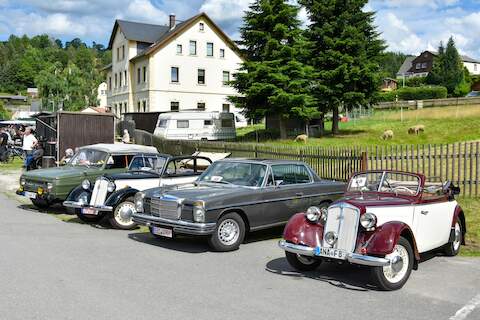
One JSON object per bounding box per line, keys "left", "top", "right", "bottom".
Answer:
{"left": 22, "top": 165, "right": 100, "bottom": 181}
{"left": 336, "top": 192, "right": 416, "bottom": 210}
{"left": 146, "top": 183, "right": 247, "bottom": 203}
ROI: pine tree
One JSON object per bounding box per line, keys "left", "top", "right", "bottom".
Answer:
{"left": 229, "top": 0, "right": 318, "bottom": 139}
{"left": 300, "top": 0, "right": 385, "bottom": 135}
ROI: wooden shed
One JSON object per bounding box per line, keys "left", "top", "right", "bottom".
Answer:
{"left": 34, "top": 111, "right": 115, "bottom": 160}
{"left": 123, "top": 112, "right": 163, "bottom": 133}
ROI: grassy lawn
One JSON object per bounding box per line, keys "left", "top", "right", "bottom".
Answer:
{"left": 238, "top": 104, "right": 480, "bottom": 147}
{"left": 0, "top": 158, "right": 23, "bottom": 171}
{"left": 457, "top": 197, "right": 480, "bottom": 256}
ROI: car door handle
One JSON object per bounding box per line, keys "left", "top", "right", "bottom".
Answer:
{"left": 296, "top": 192, "right": 304, "bottom": 197}
{"left": 421, "top": 210, "right": 429, "bottom": 215}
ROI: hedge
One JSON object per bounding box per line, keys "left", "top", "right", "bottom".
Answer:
{"left": 397, "top": 86, "right": 448, "bottom": 100}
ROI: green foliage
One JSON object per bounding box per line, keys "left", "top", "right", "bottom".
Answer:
{"left": 427, "top": 37, "right": 468, "bottom": 96}
{"left": 405, "top": 76, "right": 427, "bottom": 87}
{"left": 300, "top": 0, "right": 386, "bottom": 134}
{"left": 379, "top": 52, "right": 411, "bottom": 78}
{"left": 0, "top": 34, "right": 110, "bottom": 111}
{"left": 377, "top": 91, "right": 397, "bottom": 102}
{"left": 0, "top": 100, "right": 11, "bottom": 120}
{"left": 229, "top": 0, "right": 318, "bottom": 138}
{"left": 396, "top": 86, "right": 447, "bottom": 100}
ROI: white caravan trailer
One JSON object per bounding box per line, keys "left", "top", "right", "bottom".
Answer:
{"left": 153, "top": 111, "right": 236, "bottom": 141}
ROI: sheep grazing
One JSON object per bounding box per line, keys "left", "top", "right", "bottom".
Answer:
{"left": 408, "top": 125, "right": 425, "bottom": 135}
{"left": 294, "top": 134, "right": 308, "bottom": 143}
{"left": 381, "top": 130, "right": 394, "bottom": 140}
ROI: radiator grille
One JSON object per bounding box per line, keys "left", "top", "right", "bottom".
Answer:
{"left": 322, "top": 203, "right": 360, "bottom": 253}
{"left": 150, "top": 197, "right": 180, "bottom": 220}
{"left": 90, "top": 178, "right": 109, "bottom": 206}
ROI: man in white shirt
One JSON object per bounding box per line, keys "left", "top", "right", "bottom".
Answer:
{"left": 22, "top": 128, "right": 38, "bottom": 156}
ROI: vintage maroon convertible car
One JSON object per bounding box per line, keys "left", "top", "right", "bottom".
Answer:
{"left": 279, "top": 170, "right": 465, "bottom": 290}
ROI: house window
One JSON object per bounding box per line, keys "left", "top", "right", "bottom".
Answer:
{"left": 137, "top": 101, "right": 141, "bottom": 112}
{"left": 124, "top": 70, "right": 127, "bottom": 87}
{"left": 197, "top": 102, "right": 206, "bottom": 110}
{"left": 108, "top": 77, "right": 112, "bottom": 90}
{"left": 122, "top": 45, "right": 125, "bottom": 60}
{"left": 416, "top": 63, "right": 421, "bottom": 70}
{"left": 177, "top": 44, "right": 182, "bottom": 54}
{"left": 199, "top": 23, "right": 205, "bottom": 31}
{"left": 171, "top": 67, "right": 179, "bottom": 83}
{"left": 170, "top": 101, "right": 179, "bottom": 111}
{"left": 204, "top": 120, "right": 212, "bottom": 126}
{"left": 207, "top": 42, "right": 213, "bottom": 57}
{"left": 189, "top": 40, "right": 197, "bottom": 55}
{"left": 119, "top": 73, "right": 122, "bottom": 87}
{"left": 421, "top": 62, "right": 427, "bottom": 68}
{"left": 475, "top": 64, "right": 478, "bottom": 71}
{"left": 142, "top": 100, "right": 147, "bottom": 112}
{"left": 137, "top": 68, "right": 141, "bottom": 84}
{"left": 177, "top": 120, "right": 189, "bottom": 128}
{"left": 222, "top": 71, "right": 230, "bottom": 85}
{"left": 222, "top": 104, "right": 230, "bottom": 112}
{"left": 220, "top": 49, "right": 225, "bottom": 58}
{"left": 114, "top": 74, "right": 118, "bottom": 88}
{"left": 143, "top": 66, "right": 147, "bottom": 82}
{"left": 198, "top": 69, "right": 205, "bottom": 84}
{"left": 117, "top": 47, "right": 120, "bottom": 61}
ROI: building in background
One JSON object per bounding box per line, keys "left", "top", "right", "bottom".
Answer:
{"left": 104, "top": 12, "right": 244, "bottom": 118}
{"left": 97, "top": 82, "right": 108, "bottom": 108}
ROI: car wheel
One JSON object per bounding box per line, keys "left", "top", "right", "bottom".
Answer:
{"left": 444, "top": 220, "right": 463, "bottom": 256}
{"left": 76, "top": 210, "right": 105, "bottom": 224}
{"left": 285, "top": 251, "right": 321, "bottom": 271}
{"left": 371, "top": 236, "right": 414, "bottom": 291}
{"left": 31, "top": 198, "right": 50, "bottom": 209}
{"left": 208, "top": 212, "right": 245, "bottom": 252}
{"left": 109, "top": 198, "right": 137, "bottom": 230}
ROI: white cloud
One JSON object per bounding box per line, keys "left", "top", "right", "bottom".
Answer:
{"left": 200, "top": 0, "right": 251, "bottom": 22}
{"left": 375, "top": 12, "right": 423, "bottom": 54}
{"left": 123, "top": 0, "right": 168, "bottom": 24}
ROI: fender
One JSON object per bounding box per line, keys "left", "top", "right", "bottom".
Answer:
{"left": 283, "top": 213, "right": 324, "bottom": 249}
{"left": 105, "top": 187, "right": 140, "bottom": 208}
{"left": 452, "top": 205, "right": 466, "bottom": 244}
{"left": 364, "top": 221, "right": 420, "bottom": 262}
{"left": 66, "top": 185, "right": 92, "bottom": 202}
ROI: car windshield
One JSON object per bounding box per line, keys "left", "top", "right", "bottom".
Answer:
{"left": 69, "top": 149, "right": 108, "bottom": 167}
{"left": 129, "top": 155, "right": 167, "bottom": 172}
{"left": 348, "top": 171, "right": 421, "bottom": 196}
{"left": 198, "top": 161, "right": 267, "bottom": 187}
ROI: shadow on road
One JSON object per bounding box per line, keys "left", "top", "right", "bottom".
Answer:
{"left": 128, "top": 232, "right": 210, "bottom": 253}
{"left": 265, "top": 257, "right": 378, "bottom": 291}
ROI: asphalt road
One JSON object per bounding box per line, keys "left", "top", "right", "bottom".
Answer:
{"left": 1, "top": 193, "right": 479, "bottom": 320}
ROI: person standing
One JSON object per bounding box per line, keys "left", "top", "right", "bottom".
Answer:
{"left": 0, "top": 128, "right": 9, "bottom": 162}
{"left": 122, "top": 129, "right": 130, "bottom": 144}
{"left": 22, "top": 127, "right": 38, "bottom": 159}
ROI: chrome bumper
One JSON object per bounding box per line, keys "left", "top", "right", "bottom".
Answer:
{"left": 278, "top": 240, "right": 390, "bottom": 267}
{"left": 62, "top": 201, "right": 113, "bottom": 211}
{"left": 133, "top": 213, "right": 216, "bottom": 235}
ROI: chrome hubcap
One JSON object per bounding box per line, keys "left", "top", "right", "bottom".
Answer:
{"left": 383, "top": 244, "right": 409, "bottom": 284}
{"left": 115, "top": 202, "right": 135, "bottom": 226}
{"left": 453, "top": 222, "right": 462, "bottom": 251}
{"left": 217, "top": 219, "right": 239, "bottom": 246}
{"left": 297, "top": 254, "right": 316, "bottom": 265}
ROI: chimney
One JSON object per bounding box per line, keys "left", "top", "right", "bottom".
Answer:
{"left": 169, "top": 14, "right": 176, "bottom": 29}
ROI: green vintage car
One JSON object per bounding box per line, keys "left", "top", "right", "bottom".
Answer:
{"left": 17, "top": 143, "right": 158, "bottom": 209}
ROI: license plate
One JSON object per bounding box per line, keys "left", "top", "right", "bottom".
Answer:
{"left": 82, "top": 208, "right": 98, "bottom": 215}
{"left": 24, "top": 191, "right": 36, "bottom": 199}
{"left": 314, "top": 246, "right": 347, "bottom": 260}
{"left": 152, "top": 226, "right": 173, "bottom": 238}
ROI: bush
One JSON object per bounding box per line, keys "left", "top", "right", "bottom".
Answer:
{"left": 405, "top": 76, "right": 427, "bottom": 87}
{"left": 396, "top": 86, "right": 448, "bottom": 100}
{"left": 0, "top": 101, "right": 11, "bottom": 120}
{"left": 377, "top": 91, "right": 397, "bottom": 102}
{"left": 453, "top": 81, "right": 471, "bottom": 97}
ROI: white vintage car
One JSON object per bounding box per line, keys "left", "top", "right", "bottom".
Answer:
{"left": 279, "top": 170, "right": 465, "bottom": 290}
{"left": 63, "top": 153, "right": 214, "bottom": 229}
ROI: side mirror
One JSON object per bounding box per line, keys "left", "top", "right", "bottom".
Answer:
{"left": 275, "top": 180, "right": 284, "bottom": 187}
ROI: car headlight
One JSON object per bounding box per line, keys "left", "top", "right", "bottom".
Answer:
{"left": 135, "top": 192, "right": 145, "bottom": 213}
{"left": 47, "top": 182, "right": 53, "bottom": 191}
{"left": 305, "top": 206, "right": 321, "bottom": 223}
{"left": 78, "top": 192, "right": 89, "bottom": 205}
{"left": 20, "top": 177, "right": 26, "bottom": 186}
{"left": 192, "top": 201, "right": 205, "bottom": 222}
{"left": 107, "top": 181, "right": 116, "bottom": 193}
{"left": 82, "top": 179, "right": 90, "bottom": 190}
{"left": 360, "top": 212, "right": 377, "bottom": 230}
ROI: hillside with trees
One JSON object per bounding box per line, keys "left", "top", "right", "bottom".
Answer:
{"left": 0, "top": 35, "right": 110, "bottom": 111}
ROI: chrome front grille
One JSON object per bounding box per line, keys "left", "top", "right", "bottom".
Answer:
{"left": 323, "top": 203, "right": 360, "bottom": 253}
{"left": 89, "top": 178, "right": 109, "bottom": 206}
{"left": 150, "top": 197, "right": 180, "bottom": 220}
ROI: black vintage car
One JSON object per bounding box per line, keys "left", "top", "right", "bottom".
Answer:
{"left": 132, "top": 159, "right": 345, "bottom": 251}
{"left": 63, "top": 153, "right": 213, "bottom": 230}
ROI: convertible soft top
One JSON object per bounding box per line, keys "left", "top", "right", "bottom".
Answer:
{"left": 79, "top": 143, "right": 158, "bottom": 154}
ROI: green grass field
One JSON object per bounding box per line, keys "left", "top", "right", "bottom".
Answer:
{"left": 238, "top": 104, "right": 480, "bottom": 147}
{"left": 0, "top": 158, "right": 23, "bottom": 170}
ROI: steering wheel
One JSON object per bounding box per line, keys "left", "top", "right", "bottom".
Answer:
{"left": 392, "top": 186, "right": 416, "bottom": 195}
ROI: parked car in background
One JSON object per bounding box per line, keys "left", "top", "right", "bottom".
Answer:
{"left": 153, "top": 111, "right": 236, "bottom": 141}
{"left": 466, "top": 91, "right": 480, "bottom": 97}
{"left": 63, "top": 154, "right": 213, "bottom": 229}
{"left": 133, "top": 159, "right": 345, "bottom": 251}
{"left": 17, "top": 144, "right": 157, "bottom": 209}
{"left": 279, "top": 170, "right": 465, "bottom": 290}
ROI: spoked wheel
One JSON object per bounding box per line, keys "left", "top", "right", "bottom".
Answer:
{"left": 285, "top": 251, "right": 321, "bottom": 271}
{"left": 109, "top": 198, "right": 137, "bottom": 230}
{"left": 444, "top": 220, "right": 463, "bottom": 256}
{"left": 371, "top": 237, "right": 414, "bottom": 291}
{"left": 208, "top": 212, "right": 245, "bottom": 252}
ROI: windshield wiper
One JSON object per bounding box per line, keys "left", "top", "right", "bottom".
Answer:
{"left": 205, "top": 180, "right": 233, "bottom": 185}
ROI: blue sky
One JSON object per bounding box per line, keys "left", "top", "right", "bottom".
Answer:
{"left": 0, "top": 0, "right": 479, "bottom": 58}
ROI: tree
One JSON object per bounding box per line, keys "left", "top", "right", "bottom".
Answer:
{"left": 379, "top": 52, "right": 411, "bottom": 79}
{"left": 300, "top": 0, "right": 385, "bottom": 135}
{"left": 0, "top": 101, "right": 11, "bottom": 120}
{"left": 229, "top": 0, "right": 318, "bottom": 139}
{"left": 427, "top": 37, "right": 469, "bottom": 96}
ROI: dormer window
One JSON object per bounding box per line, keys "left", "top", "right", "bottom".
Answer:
{"left": 199, "top": 23, "right": 205, "bottom": 31}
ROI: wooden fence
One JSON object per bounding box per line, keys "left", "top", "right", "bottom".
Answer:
{"left": 135, "top": 129, "right": 479, "bottom": 197}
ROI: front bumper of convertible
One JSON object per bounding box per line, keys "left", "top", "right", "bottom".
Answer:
{"left": 278, "top": 240, "right": 390, "bottom": 267}
{"left": 133, "top": 213, "right": 217, "bottom": 236}
{"left": 62, "top": 201, "right": 113, "bottom": 212}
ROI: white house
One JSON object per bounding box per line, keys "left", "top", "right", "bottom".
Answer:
{"left": 97, "top": 82, "right": 108, "bottom": 108}
{"left": 104, "top": 13, "right": 244, "bottom": 117}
